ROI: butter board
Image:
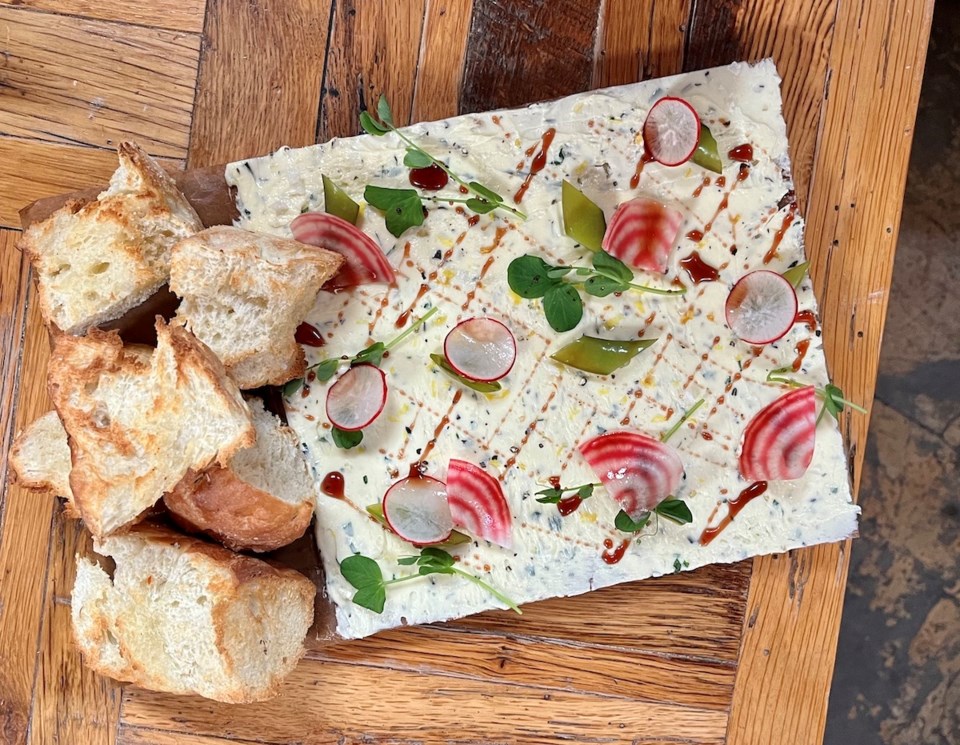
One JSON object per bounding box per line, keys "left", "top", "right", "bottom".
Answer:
{"left": 227, "top": 59, "right": 859, "bottom": 640}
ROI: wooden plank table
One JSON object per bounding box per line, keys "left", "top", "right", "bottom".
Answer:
{"left": 0, "top": 1, "right": 933, "bottom": 743}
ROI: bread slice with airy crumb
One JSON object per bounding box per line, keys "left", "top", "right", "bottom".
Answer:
{"left": 48, "top": 319, "right": 255, "bottom": 538}
{"left": 72, "top": 524, "right": 314, "bottom": 703}
{"left": 165, "top": 398, "right": 315, "bottom": 552}
{"left": 18, "top": 142, "right": 202, "bottom": 335}
{"left": 170, "top": 226, "right": 343, "bottom": 389}
{"left": 8, "top": 410, "right": 77, "bottom": 515}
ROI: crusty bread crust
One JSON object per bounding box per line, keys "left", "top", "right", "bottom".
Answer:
{"left": 18, "top": 142, "right": 201, "bottom": 336}
{"left": 165, "top": 467, "right": 313, "bottom": 553}
{"left": 48, "top": 319, "right": 255, "bottom": 538}
{"left": 72, "top": 524, "right": 315, "bottom": 703}
{"left": 170, "top": 226, "right": 343, "bottom": 389}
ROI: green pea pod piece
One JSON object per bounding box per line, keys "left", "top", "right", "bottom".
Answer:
{"left": 323, "top": 174, "right": 360, "bottom": 225}
{"left": 561, "top": 180, "right": 606, "bottom": 251}
{"left": 430, "top": 354, "right": 502, "bottom": 393}
{"left": 692, "top": 123, "right": 722, "bottom": 174}
{"left": 551, "top": 335, "right": 658, "bottom": 375}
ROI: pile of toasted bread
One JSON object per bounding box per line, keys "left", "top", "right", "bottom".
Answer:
{"left": 9, "top": 143, "right": 344, "bottom": 703}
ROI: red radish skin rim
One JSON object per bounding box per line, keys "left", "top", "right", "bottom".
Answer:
{"left": 443, "top": 318, "right": 517, "bottom": 382}
{"left": 382, "top": 475, "right": 453, "bottom": 545}
{"left": 325, "top": 364, "right": 388, "bottom": 431}
{"left": 724, "top": 270, "right": 799, "bottom": 345}
{"left": 643, "top": 97, "right": 701, "bottom": 167}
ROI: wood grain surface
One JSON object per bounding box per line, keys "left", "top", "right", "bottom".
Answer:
{"left": 0, "top": 0, "right": 933, "bottom": 743}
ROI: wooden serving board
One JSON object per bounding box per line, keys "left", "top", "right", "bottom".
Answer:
{"left": 0, "top": 1, "right": 933, "bottom": 743}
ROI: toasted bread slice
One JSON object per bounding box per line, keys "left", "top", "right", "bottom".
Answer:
{"left": 165, "top": 398, "right": 314, "bottom": 552}
{"left": 170, "top": 226, "right": 343, "bottom": 389}
{"left": 8, "top": 410, "right": 77, "bottom": 513}
{"left": 18, "top": 142, "right": 202, "bottom": 335}
{"left": 48, "top": 319, "right": 255, "bottom": 538}
{"left": 72, "top": 524, "right": 315, "bottom": 703}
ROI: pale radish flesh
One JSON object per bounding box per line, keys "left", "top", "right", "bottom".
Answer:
{"left": 602, "top": 197, "right": 683, "bottom": 273}
{"left": 291, "top": 212, "right": 396, "bottom": 290}
{"left": 325, "top": 364, "right": 387, "bottom": 431}
{"left": 443, "top": 318, "right": 517, "bottom": 382}
{"left": 578, "top": 431, "right": 684, "bottom": 519}
{"left": 725, "top": 270, "right": 798, "bottom": 344}
{"left": 382, "top": 475, "right": 453, "bottom": 545}
{"left": 739, "top": 386, "right": 816, "bottom": 481}
{"left": 642, "top": 97, "right": 701, "bottom": 166}
{"left": 447, "top": 459, "right": 513, "bottom": 548}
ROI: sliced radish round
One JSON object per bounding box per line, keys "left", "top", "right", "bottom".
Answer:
{"left": 643, "top": 97, "right": 701, "bottom": 166}
{"left": 291, "top": 212, "right": 396, "bottom": 290}
{"left": 739, "top": 386, "right": 816, "bottom": 481}
{"left": 602, "top": 197, "right": 683, "bottom": 273}
{"left": 382, "top": 475, "right": 453, "bottom": 545}
{"left": 325, "top": 364, "right": 387, "bottom": 431}
{"left": 725, "top": 270, "right": 798, "bottom": 344}
{"left": 578, "top": 431, "right": 684, "bottom": 519}
{"left": 443, "top": 318, "right": 517, "bottom": 382}
{"left": 447, "top": 459, "right": 512, "bottom": 548}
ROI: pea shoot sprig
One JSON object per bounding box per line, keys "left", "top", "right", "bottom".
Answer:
{"left": 508, "top": 250, "right": 685, "bottom": 332}
{"left": 284, "top": 306, "right": 438, "bottom": 449}
{"left": 765, "top": 367, "right": 867, "bottom": 424}
{"left": 340, "top": 548, "right": 521, "bottom": 615}
{"left": 360, "top": 95, "right": 525, "bottom": 237}
{"left": 537, "top": 400, "right": 704, "bottom": 535}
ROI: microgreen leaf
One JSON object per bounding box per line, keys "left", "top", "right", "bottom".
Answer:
{"left": 583, "top": 274, "right": 628, "bottom": 297}
{"left": 363, "top": 185, "right": 426, "bottom": 238}
{"left": 673, "top": 557, "right": 683, "bottom": 572}
{"left": 507, "top": 255, "right": 556, "bottom": 299}
{"left": 310, "top": 357, "right": 341, "bottom": 382}
{"left": 351, "top": 584, "right": 387, "bottom": 613}
{"left": 376, "top": 94, "right": 394, "bottom": 126}
{"left": 359, "top": 111, "right": 389, "bottom": 136}
{"left": 547, "top": 267, "right": 573, "bottom": 279}
{"left": 419, "top": 546, "right": 456, "bottom": 568}
{"left": 468, "top": 181, "right": 503, "bottom": 204}
{"left": 535, "top": 482, "right": 597, "bottom": 504}
{"left": 403, "top": 148, "right": 433, "bottom": 168}
{"left": 465, "top": 198, "right": 497, "bottom": 214}
{"left": 615, "top": 510, "right": 651, "bottom": 533}
{"left": 340, "top": 554, "right": 384, "bottom": 590}
{"left": 431, "top": 353, "right": 502, "bottom": 393}
{"left": 782, "top": 261, "right": 810, "bottom": 288}
{"left": 397, "top": 556, "right": 419, "bottom": 566}
{"left": 543, "top": 283, "right": 583, "bottom": 332}
{"left": 282, "top": 377, "right": 304, "bottom": 397}
{"left": 592, "top": 250, "right": 633, "bottom": 283}
{"left": 353, "top": 342, "right": 386, "bottom": 368}
{"left": 765, "top": 370, "right": 867, "bottom": 418}
{"left": 823, "top": 383, "right": 845, "bottom": 419}
{"left": 332, "top": 427, "right": 363, "bottom": 450}
{"left": 655, "top": 498, "right": 693, "bottom": 525}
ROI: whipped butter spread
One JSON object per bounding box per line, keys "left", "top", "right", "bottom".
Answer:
{"left": 228, "top": 59, "right": 859, "bottom": 639}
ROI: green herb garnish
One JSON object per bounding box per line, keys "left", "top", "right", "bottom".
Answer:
{"left": 340, "top": 548, "right": 521, "bottom": 615}
{"left": 535, "top": 482, "right": 596, "bottom": 504}
{"left": 360, "top": 95, "right": 525, "bottom": 236}
{"left": 331, "top": 427, "right": 363, "bottom": 450}
{"left": 614, "top": 499, "right": 694, "bottom": 535}
{"left": 507, "top": 251, "right": 684, "bottom": 332}
{"left": 765, "top": 367, "right": 867, "bottom": 423}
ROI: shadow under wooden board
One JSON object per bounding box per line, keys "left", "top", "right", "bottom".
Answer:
{"left": 0, "top": 0, "right": 934, "bottom": 743}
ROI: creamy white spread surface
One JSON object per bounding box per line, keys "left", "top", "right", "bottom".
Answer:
{"left": 228, "top": 59, "right": 859, "bottom": 640}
